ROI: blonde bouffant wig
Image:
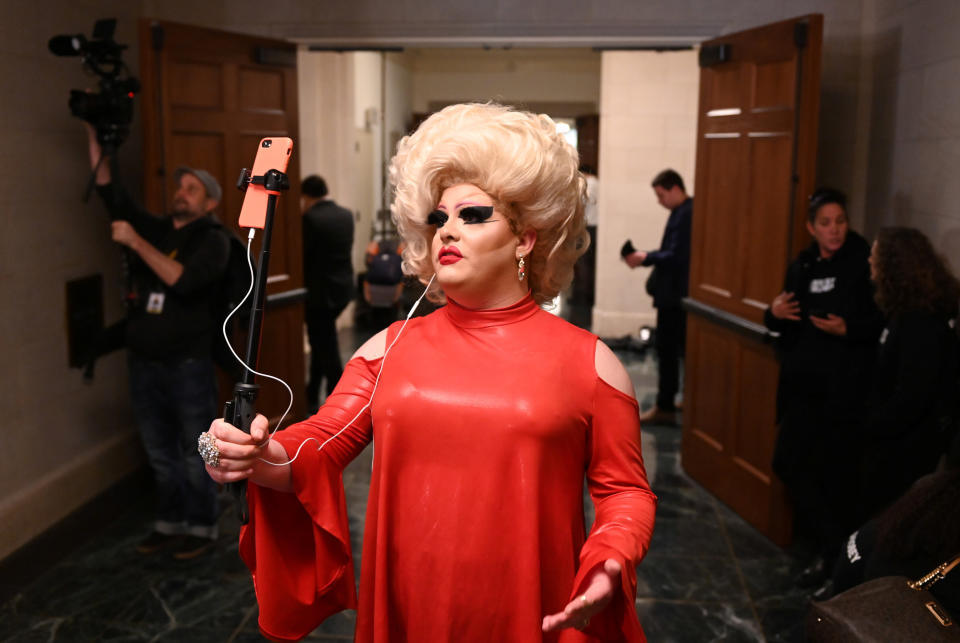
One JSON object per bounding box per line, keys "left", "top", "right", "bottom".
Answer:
{"left": 389, "top": 102, "right": 589, "bottom": 306}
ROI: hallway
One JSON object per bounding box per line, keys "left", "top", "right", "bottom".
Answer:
{"left": 0, "top": 326, "right": 812, "bottom": 642}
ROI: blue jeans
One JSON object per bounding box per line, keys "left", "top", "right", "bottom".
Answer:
{"left": 128, "top": 354, "right": 219, "bottom": 537}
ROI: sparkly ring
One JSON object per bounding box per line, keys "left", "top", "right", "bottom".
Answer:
{"left": 198, "top": 432, "right": 220, "bottom": 468}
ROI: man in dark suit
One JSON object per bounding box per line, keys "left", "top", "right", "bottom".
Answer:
{"left": 301, "top": 175, "right": 355, "bottom": 412}
{"left": 625, "top": 169, "right": 693, "bottom": 425}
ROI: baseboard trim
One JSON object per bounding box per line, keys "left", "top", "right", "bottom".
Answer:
{"left": 0, "top": 458, "right": 150, "bottom": 604}
{"left": 0, "top": 432, "right": 145, "bottom": 563}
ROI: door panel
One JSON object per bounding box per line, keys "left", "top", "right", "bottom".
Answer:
{"left": 755, "top": 61, "right": 795, "bottom": 107}
{"left": 139, "top": 19, "right": 305, "bottom": 425}
{"left": 683, "top": 315, "right": 789, "bottom": 542}
{"left": 683, "top": 15, "right": 822, "bottom": 545}
{"left": 741, "top": 134, "right": 792, "bottom": 309}
{"left": 238, "top": 68, "right": 286, "bottom": 110}
{"left": 696, "top": 137, "right": 742, "bottom": 301}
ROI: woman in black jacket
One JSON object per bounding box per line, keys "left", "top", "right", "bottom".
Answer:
{"left": 764, "top": 188, "right": 883, "bottom": 579}
{"left": 859, "top": 226, "right": 960, "bottom": 520}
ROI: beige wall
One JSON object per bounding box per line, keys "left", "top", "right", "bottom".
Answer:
{"left": 297, "top": 51, "right": 355, "bottom": 218}
{"left": 859, "top": 0, "right": 960, "bottom": 268}
{"left": 592, "top": 50, "right": 699, "bottom": 337}
{"left": 384, "top": 51, "right": 414, "bottom": 201}
{"left": 0, "top": 4, "right": 145, "bottom": 560}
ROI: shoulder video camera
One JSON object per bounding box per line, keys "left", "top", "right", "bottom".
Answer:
{"left": 49, "top": 19, "right": 140, "bottom": 150}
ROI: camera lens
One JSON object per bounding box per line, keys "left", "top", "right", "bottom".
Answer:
{"left": 262, "top": 140, "right": 272, "bottom": 148}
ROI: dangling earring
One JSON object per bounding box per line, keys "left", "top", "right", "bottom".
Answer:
{"left": 517, "top": 255, "right": 526, "bottom": 281}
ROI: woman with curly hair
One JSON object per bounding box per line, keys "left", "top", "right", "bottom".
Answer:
{"left": 203, "top": 103, "right": 656, "bottom": 642}
{"left": 858, "top": 226, "right": 960, "bottom": 520}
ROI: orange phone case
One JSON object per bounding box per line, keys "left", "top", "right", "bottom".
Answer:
{"left": 238, "top": 137, "right": 294, "bottom": 229}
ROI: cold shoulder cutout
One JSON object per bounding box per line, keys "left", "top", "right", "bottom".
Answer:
{"left": 595, "top": 339, "right": 636, "bottom": 398}
{"left": 352, "top": 328, "right": 388, "bottom": 361}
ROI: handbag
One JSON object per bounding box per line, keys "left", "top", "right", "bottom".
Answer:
{"left": 806, "top": 555, "right": 960, "bottom": 642}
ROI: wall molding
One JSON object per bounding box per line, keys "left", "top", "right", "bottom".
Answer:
{"left": 0, "top": 432, "right": 144, "bottom": 561}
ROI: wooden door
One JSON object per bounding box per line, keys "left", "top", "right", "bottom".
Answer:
{"left": 138, "top": 19, "right": 305, "bottom": 425}
{"left": 682, "top": 15, "right": 823, "bottom": 545}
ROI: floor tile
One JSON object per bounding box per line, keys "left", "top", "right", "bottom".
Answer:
{"left": 636, "top": 599, "right": 765, "bottom": 642}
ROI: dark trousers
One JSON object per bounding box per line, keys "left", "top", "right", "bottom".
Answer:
{"left": 773, "top": 378, "right": 861, "bottom": 561}
{"left": 305, "top": 305, "right": 346, "bottom": 406}
{"left": 127, "top": 354, "right": 219, "bottom": 537}
{"left": 655, "top": 306, "right": 686, "bottom": 410}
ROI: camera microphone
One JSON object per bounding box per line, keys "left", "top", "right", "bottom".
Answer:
{"left": 48, "top": 34, "right": 86, "bottom": 57}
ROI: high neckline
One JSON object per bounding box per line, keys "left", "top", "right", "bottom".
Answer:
{"left": 444, "top": 292, "right": 540, "bottom": 329}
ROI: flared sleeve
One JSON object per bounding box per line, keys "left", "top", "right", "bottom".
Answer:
{"left": 239, "top": 355, "right": 381, "bottom": 642}
{"left": 570, "top": 378, "right": 657, "bottom": 642}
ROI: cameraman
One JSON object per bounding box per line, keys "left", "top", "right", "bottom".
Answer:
{"left": 85, "top": 124, "right": 229, "bottom": 560}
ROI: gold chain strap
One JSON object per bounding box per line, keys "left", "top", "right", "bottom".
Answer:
{"left": 908, "top": 555, "right": 960, "bottom": 591}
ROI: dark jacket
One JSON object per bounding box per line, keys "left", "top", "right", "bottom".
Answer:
{"left": 764, "top": 230, "right": 883, "bottom": 415}
{"left": 302, "top": 199, "right": 354, "bottom": 311}
{"left": 642, "top": 197, "right": 692, "bottom": 308}
{"left": 860, "top": 311, "right": 960, "bottom": 516}
{"left": 96, "top": 183, "right": 230, "bottom": 361}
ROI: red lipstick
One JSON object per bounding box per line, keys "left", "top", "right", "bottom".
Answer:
{"left": 438, "top": 246, "right": 462, "bottom": 265}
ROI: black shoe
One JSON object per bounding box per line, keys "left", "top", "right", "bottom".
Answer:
{"left": 172, "top": 535, "right": 216, "bottom": 560}
{"left": 136, "top": 531, "right": 182, "bottom": 555}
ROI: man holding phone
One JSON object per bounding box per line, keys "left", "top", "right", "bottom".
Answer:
{"left": 623, "top": 168, "right": 693, "bottom": 425}
{"left": 84, "top": 125, "right": 230, "bottom": 560}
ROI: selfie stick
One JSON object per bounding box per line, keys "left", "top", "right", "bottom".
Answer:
{"left": 224, "top": 167, "right": 289, "bottom": 524}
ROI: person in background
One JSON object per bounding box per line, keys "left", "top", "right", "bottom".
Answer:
{"left": 202, "top": 103, "right": 656, "bottom": 642}
{"left": 85, "top": 124, "right": 229, "bottom": 560}
{"left": 763, "top": 187, "right": 883, "bottom": 586}
{"left": 858, "top": 226, "right": 960, "bottom": 520}
{"left": 624, "top": 169, "right": 693, "bottom": 425}
{"left": 301, "top": 175, "right": 354, "bottom": 412}
{"left": 363, "top": 236, "right": 405, "bottom": 329}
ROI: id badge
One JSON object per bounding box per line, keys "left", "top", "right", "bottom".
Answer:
{"left": 146, "top": 292, "right": 165, "bottom": 314}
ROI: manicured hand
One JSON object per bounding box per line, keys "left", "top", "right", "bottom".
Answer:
{"left": 542, "top": 559, "right": 621, "bottom": 632}
{"left": 770, "top": 291, "right": 801, "bottom": 320}
{"left": 810, "top": 313, "right": 847, "bottom": 336}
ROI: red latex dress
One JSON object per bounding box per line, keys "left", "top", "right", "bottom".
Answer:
{"left": 240, "top": 294, "right": 657, "bottom": 642}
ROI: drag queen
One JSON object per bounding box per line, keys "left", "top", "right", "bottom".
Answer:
{"left": 203, "top": 103, "right": 657, "bottom": 642}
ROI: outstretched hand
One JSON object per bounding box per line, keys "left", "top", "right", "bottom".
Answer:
{"left": 542, "top": 559, "right": 622, "bottom": 633}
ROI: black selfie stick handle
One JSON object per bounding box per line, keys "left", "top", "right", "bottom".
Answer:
{"left": 226, "top": 170, "right": 284, "bottom": 524}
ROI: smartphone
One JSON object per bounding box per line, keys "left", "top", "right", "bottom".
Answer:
{"left": 621, "top": 239, "right": 637, "bottom": 258}
{"left": 238, "top": 137, "right": 294, "bottom": 229}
